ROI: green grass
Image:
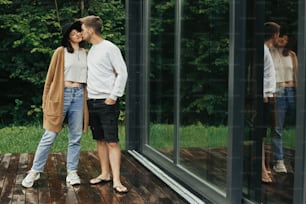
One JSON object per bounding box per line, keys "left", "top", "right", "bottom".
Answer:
{"left": 0, "top": 124, "right": 125, "bottom": 154}
{"left": 0, "top": 123, "right": 295, "bottom": 153}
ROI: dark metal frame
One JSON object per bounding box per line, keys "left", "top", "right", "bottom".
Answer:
{"left": 226, "top": 0, "right": 247, "bottom": 203}
{"left": 125, "top": 0, "right": 144, "bottom": 151}
{"left": 293, "top": 1, "right": 306, "bottom": 203}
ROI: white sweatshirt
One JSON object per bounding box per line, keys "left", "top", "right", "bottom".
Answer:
{"left": 263, "top": 44, "right": 276, "bottom": 97}
{"left": 87, "top": 40, "right": 128, "bottom": 100}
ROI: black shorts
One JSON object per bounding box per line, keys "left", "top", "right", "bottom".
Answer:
{"left": 262, "top": 97, "right": 276, "bottom": 138}
{"left": 87, "top": 99, "right": 120, "bottom": 142}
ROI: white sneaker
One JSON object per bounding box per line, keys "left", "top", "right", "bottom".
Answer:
{"left": 22, "top": 170, "right": 40, "bottom": 188}
{"left": 66, "top": 171, "right": 80, "bottom": 185}
{"left": 273, "top": 160, "right": 287, "bottom": 173}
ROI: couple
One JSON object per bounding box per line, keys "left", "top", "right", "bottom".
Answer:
{"left": 21, "top": 16, "right": 128, "bottom": 194}
{"left": 262, "top": 22, "right": 297, "bottom": 183}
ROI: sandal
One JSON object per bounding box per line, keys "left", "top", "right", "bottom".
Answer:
{"left": 113, "top": 185, "right": 128, "bottom": 194}
{"left": 89, "top": 175, "right": 112, "bottom": 185}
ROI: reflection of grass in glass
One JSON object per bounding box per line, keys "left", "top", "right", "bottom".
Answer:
{"left": 1, "top": 124, "right": 295, "bottom": 154}
{"left": 180, "top": 124, "right": 227, "bottom": 147}
{"left": 149, "top": 124, "right": 174, "bottom": 149}
{"left": 283, "top": 128, "right": 295, "bottom": 148}
{"left": 149, "top": 123, "right": 228, "bottom": 148}
{"left": 265, "top": 128, "right": 295, "bottom": 149}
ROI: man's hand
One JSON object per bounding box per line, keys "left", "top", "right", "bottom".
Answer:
{"left": 263, "top": 97, "right": 268, "bottom": 103}
{"left": 105, "top": 98, "right": 116, "bottom": 105}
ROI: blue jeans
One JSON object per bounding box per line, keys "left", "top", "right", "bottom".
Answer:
{"left": 271, "top": 87, "right": 296, "bottom": 161}
{"left": 31, "top": 86, "right": 84, "bottom": 172}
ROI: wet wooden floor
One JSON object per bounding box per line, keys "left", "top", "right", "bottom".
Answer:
{"left": 0, "top": 147, "right": 295, "bottom": 204}
{"left": 0, "top": 151, "right": 188, "bottom": 204}
{"left": 161, "top": 146, "right": 294, "bottom": 204}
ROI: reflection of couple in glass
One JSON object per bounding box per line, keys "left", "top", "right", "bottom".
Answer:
{"left": 262, "top": 22, "right": 297, "bottom": 183}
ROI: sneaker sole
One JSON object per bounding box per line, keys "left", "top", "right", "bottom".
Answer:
{"left": 273, "top": 167, "right": 287, "bottom": 173}
{"left": 66, "top": 178, "right": 81, "bottom": 185}
{"left": 22, "top": 175, "right": 40, "bottom": 188}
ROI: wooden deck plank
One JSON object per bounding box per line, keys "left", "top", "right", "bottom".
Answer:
{"left": 120, "top": 152, "right": 187, "bottom": 204}
{"left": 55, "top": 152, "right": 80, "bottom": 204}
{"left": 11, "top": 153, "right": 28, "bottom": 204}
{"left": 23, "top": 153, "right": 40, "bottom": 204}
{"left": 0, "top": 151, "right": 188, "bottom": 204}
{"left": 46, "top": 153, "right": 68, "bottom": 203}
{"left": 77, "top": 151, "right": 107, "bottom": 204}
{"left": 0, "top": 153, "right": 19, "bottom": 204}
{"left": 0, "top": 148, "right": 297, "bottom": 204}
{"left": 0, "top": 153, "right": 10, "bottom": 197}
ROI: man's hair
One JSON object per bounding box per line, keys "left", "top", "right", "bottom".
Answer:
{"left": 264, "top": 22, "right": 280, "bottom": 41}
{"left": 80, "top": 15, "right": 103, "bottom": 35}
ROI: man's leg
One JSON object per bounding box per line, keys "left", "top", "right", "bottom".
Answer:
{"left": 97, "top": 140, "right": 112, "bottom": 179}
{"left": 107, "top": 142, "right": 127, "bottom": 192}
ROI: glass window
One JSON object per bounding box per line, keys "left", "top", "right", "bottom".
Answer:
{"left": 179, "top": 0, "right": 229, "bottom": 191}
{"left": 243, "top": 1, "right": 297, "bottom": 203}
{"left": 147, "top": 0, "right": 176, "bottom": 159}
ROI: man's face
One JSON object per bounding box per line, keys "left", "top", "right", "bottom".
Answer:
{"left": 272, "top": 32, "right": 280, "bottom": 46}
{"left": 81, "top": 24, "right": 91, "bottom": 42}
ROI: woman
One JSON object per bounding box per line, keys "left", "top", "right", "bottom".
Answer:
{"left": 22, "top": 21, "right": 88, "bottom": 188}
{"left": 270, "top": 33, "right": 297, "bottom": 174}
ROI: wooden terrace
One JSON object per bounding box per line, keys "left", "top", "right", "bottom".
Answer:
{"left": 0, "top": 151, "right": 188, "bottom": 204}
{"left": 0, "top": 147, "right": 295, "bottom": 204}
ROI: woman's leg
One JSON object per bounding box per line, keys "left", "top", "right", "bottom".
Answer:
{"left": 66, "top": 87, "right": 84, "bottom": 171}
{"left": 31, "top": 130, "right": 57, "bottom": 172}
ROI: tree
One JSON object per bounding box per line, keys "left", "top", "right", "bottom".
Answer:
{"left": 0, "top": 0, "right": 125, "bottom": 125}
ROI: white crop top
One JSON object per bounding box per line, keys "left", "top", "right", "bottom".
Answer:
{"left": 64, "top": 48, "right": 87, "bottom": 83}
{"left": 270, "top": 48, "right": 294, "bottom": 83}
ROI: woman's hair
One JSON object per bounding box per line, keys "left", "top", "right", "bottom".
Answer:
{"left": 280, "top": 34, "right": 293, "bottom": 57}
{"left": 80, "top": 15, "right": 103, "bottom": 35}
{"left": 61, "top": 21, "right": 86, "bottom": 53}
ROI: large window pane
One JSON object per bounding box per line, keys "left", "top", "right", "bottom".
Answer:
{"left": 243, "top": 1, "right": 297, "bottom": 203}
{"left": 179, "top": 0, "right": 229, "bottom": 191}
{"left": 147, "top": 0, "right": 175, "bottom": 159}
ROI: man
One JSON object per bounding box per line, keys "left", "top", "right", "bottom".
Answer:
{"left": 80, "top": 15, "right": 128, "bottom": 193}
{"left": 261, "top": 21, "right": 280, "bottom": 183}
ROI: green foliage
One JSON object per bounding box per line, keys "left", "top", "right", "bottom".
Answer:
{"left": 179, "top": 0, "right": 229, "bottom": 125}
{"left": 0, "top": 0, "right": 126, "bottom": 125}
{"left": 0, "top": 0, "right": 11, "bottom": 4}
{"left": 0, "top": 0, "right": 299, "bottom": 127}
{"left": 148, "top": 0, "right": 229, "bottom": 125}
{"left": 85, "top": 0, "right": 126, "bottom": 48}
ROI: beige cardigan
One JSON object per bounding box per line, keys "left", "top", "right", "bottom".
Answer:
{"left": 42, "top": 47, "right": 88, "bottom": 133}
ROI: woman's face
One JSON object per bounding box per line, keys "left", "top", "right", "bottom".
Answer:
{"left": 69, "top": 29, "right": 82, "bottom": 44}
{"left": 277, "top": 35, "right": 288, "bottom": 47}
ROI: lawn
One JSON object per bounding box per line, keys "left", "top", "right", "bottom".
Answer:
{"left": 0, "top": 124, "right": 125, "bottom": 153}
{"left": 0, "top": 124, "right": 295, "bottom": 153}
